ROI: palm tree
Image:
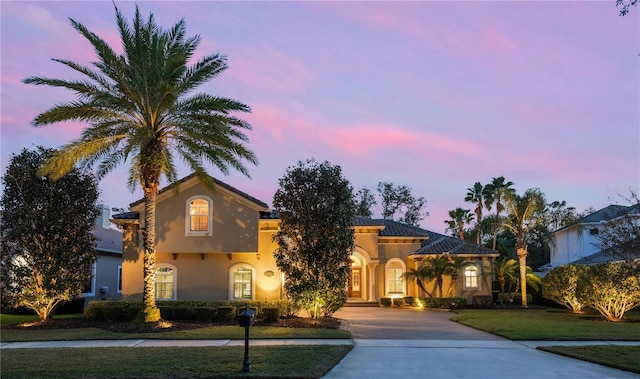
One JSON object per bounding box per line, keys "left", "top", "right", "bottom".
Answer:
{"left": 485, "top": 176, "right": 515, "bottom": 250}
{"left": 494, "top": 257, "right": 518, "bottom": 298}
{"left": 403, "top": 266, "right": 433, "bottom": 297}
{"left": 420, "top": 255, "right": 455, "bottom": 297}
{"left": 464, "top": 182, "right": 491, "bottom": 244}
{"left": 502, "top": 188, "right": 546, "bottom": 307}
{"left": 23, "top": 6, "right": 257, "bottom": 322}
{"left": 446, "top": 256, "right": 467, "bottom": 297}
{"left": 444, "top": 208, "right": 474, "bottom": 240}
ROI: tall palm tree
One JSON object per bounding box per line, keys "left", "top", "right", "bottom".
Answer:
{"left": 23, "top": 6, "right": 257, "bottom": 322}
{"left": 485, "top": 176, "right": 515, "bottom": 250}
{"left": 502, "top": 188, "right": 545, "bottom": 307}
{"left": 444, "top": 208, "right": 474, "bottom": 240}
{"left": 464, "top": 182, "right": 490, "bottom": 244}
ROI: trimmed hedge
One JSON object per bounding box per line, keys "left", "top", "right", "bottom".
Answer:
{"left": 84, "top": 300, "right": 294, "bottom": 323}
{"left": 379, "top": 297, "right": 392, "bottom": 306}
{"left": 417, "top": 297, "right": 467, "bottom": 309}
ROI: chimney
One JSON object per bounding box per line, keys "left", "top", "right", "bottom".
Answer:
{"left": 96, "top": 204, "right": 111, "bottom": 229}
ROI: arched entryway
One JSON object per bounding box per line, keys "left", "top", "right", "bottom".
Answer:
{"left": 347, "top": 248, "right": 377, "bottom": 301}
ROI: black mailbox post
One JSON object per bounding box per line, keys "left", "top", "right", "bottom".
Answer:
{"left": 238, "top": 306, "right": 255, "bottom": 372}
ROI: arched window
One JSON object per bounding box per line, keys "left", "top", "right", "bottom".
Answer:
{"left": 464, "top": 265, "right": 479, "bottom": 289}
{"left": 156, "top": 264, "right": 176, "bottom": 300}
{"left": 228, "top": 264, "right": 255, "bottom": 300}
{"left": 385, "top": 259, "right": 406, "bottom": 296}
{"left": 185, "top": 196, "right": 213, "bottom": 236}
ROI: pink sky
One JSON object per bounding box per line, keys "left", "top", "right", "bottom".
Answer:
{"left": 1, "top": 1, "right": 638, "bottom": 234}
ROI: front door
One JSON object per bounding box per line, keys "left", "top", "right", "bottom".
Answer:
{"left": 348, "top": 268, "right": 362, "bottom": 298}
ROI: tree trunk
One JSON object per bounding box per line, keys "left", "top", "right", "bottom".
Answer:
{"left": 142, "top": 186, "right": 160, "bottom": 323}
{"left": 517, "top": 247, "right": 528, "bottom": 307}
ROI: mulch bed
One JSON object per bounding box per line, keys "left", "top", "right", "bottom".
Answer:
{"left": 5, "top": 316, "right": 343, "bottom": 333}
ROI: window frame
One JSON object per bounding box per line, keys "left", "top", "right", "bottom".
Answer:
{"left": 228, "top": 263, "right": 255, "bottom": 300}
{"left": 82, "top": 262, "right": 97, "bottom": 297}
{"left": 117, "top": 265, "right": 122, "bottom": 294}
{"left": 385, "top": 258, "right": 406, "bottom": 296}
{"left": 463, "top": 265, "right": 480, "bottom": 290}
{"left": 185, "top": 195, "right": 213, "bottom": 236}
{"left": 155, "top": 263, "right": 177, "bottom": 300}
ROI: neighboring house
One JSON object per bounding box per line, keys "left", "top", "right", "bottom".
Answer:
{"left": 550, "top": 204, "right": 640, "bottom": 268}
{"left": 82, "top": 204, "right": 123, "bottom": 304}
{"left": 112, "top": 174, "right": 498, "bottom": 305}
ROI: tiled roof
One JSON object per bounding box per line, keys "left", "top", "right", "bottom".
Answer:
{"left": 414, "top": 230, "right": 498, "bottom": 255}
{"left": 572, "top": 251, "right": 616, "bottom": 265}
{"left": 112, "top": 211, "right": 139, "bottom": 220}
{"left": 580, "top": 204, "right": 639, "bottom": 223}
{"left": 129, "top": 173, "right": 269, "bottom": 209}
{"left": 93, "top": 226, "right": 122, "bottom": 254}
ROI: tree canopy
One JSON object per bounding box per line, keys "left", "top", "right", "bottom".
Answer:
{"left": 1, "top": 147, "right": 100, "bottom": 320}
{"left": 273, "top": 159, "right": 356, "bottom": 319}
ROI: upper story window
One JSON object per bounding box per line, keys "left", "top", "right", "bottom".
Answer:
{"left": 185, "top": 195, "right": 213, "bottom": 236}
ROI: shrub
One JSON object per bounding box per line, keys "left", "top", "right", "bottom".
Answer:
{"left": 542, "top": 264, "right": 588, "bottom": 312}
{"left": 85, "top": 301, "right": 142, "bottom": 322}
{"left": 193, "top": 307, "right": 216, "bottom": 322}
{"left": 261, "top": 307, "right": 280, "bottom": 322}
{"left": 172, "top": 306, "right": 195, "bottom": 321}
{"left": 392, "top": 298, "right": 404, "bottom": 307}
{"left": 576, "top": 262, "right": 640, "bottom": 322}
{"left": 418, "top": 297, "right": 466, "bottom": 309}
{"left": 379, "top": 297, "right": 392, "bottom": 306}
{"left": 216, "top": 306, "right": 235, "bottom": 322}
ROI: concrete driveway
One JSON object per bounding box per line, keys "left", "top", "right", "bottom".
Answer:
{"left": 323, "top": 307, "right": 640, "bottom": 379}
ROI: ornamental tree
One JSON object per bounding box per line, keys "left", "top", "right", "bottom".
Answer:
{"left": 542, "top": 264, "right": 588, "bottom": 313}
{"left": 1, "top": 147, "right": 100, "bottom": 320}
{"left": 575, "top": 262, "right": 640, "bottom": 322}
{"left": 273, "top": 159, "right": 356, "bottom": 319}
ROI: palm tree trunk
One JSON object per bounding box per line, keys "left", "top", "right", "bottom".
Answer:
{"left": 142, "top": 186, "right": 161, "bottom": 322}
{"left": 516, "top": 247, "right": 528, "bottom": 307}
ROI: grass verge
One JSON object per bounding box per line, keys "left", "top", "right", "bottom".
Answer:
{"left": 450, "top": 309, "right": 640, "bottom": 340}
{"left": 1, "top": 345, "right": 353, "bottom": 378}
{"left": 0, "top": 314, "right": 351, "bottom": 342}
{"left": 538, "top": 345, "right": 640, "bottom": 374}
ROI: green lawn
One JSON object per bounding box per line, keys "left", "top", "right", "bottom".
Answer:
{"left": 0, "top": 345, "right": 353, "bottom": 379}
{"left": 538, "top": 346, "right": 640, "bottom": 374}
{"left": 0, "top": 314, "right": 351, "bottom": 342}
{"left": 450, "top": 308, "right": 640, "bottom": 340}
{"left": 451, "top": 308, "right": 640, "bottom": 374}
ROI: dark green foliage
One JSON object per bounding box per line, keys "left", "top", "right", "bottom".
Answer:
{"left": 418, "top": 297, "right": 467, "bottom": 309}
{"left": 273, "top": 159, "right": 356, "bottom": 319}
{"left": 84, "top": 300, "right": 293, "bottom": 322}
{"left": 376, "top": 181, "right": 428, "bottom": 226}
{"left": 392, "top": 298, "right": 404, "bottom": 307}
{"left": 1, "top": 147, "right": 100, "bottom": 321}
{"left": 379, "top": 298, "right": 392, "bottom": 306}
{"left": 261, "top": 307, "right": 280, "bottom": 322}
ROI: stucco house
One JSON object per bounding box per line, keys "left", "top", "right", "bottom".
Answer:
{"left": 112, "top": 174, "right": 498, "bottom": 305}
{"left": 550, "top": 204, "right": 640, "bottom": 268}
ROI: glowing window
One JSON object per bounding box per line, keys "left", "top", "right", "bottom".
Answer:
{"left": 386, "top": 260, "right": 405, "bottom": 294}
{"left": 233, "top": 267, "right": 252, "bottom": 299}
{"left": 190, "top": 199, "right": 208, "bottom": 231}
{"left": 464, "top": 266, "right": 479, "bottom": 289}
{"left": 185, "top": 196, "right": 213, "bottom": 236}
{"left": 156, "top": 266, "right": 175, "bottom": 300}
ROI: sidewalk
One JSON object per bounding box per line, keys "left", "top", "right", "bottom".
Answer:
{"left": 2, "top": 338, "right": 638, "bottom": 349}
